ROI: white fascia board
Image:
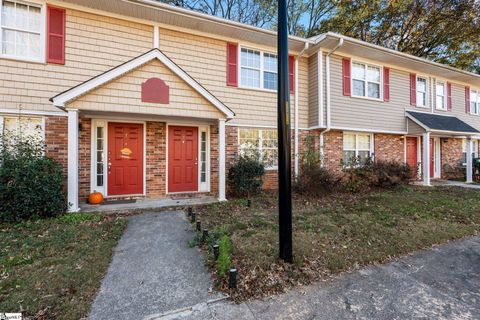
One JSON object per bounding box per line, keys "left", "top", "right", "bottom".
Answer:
{"left": 51, "top": 49, "right": 234, "bottom": 119}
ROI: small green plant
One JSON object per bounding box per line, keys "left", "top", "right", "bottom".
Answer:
{"left": 216, "top": 234, "right": 232, "bottom": 277}
{"left": 228, "top": 154, "right": 265, "bottom": 197}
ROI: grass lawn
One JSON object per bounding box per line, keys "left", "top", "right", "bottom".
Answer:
{"left": 0, "top": 213, "right": 127, "bottom": 320}
{"left": 196, "top": 186, "right": 480, "bottom": 300}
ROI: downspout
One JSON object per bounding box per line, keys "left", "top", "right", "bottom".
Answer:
{"left": 320, "top": 38, "right": 344, "bottom": 166}
{"left": 294, "top": 42, "right": 309, "bottom": 178}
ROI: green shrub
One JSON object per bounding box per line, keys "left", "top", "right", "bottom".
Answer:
{"left": 295, "top": 134, "right": 338, "bottom": 195}
{"left": 0, "top": 132, "right": 68, "bottom": 222}
{"left": 216, "top": 234, "right": 232, "bottom": 277}
{"left": 228, "top": 154, "right": 265, "bottom": 197}
{"left": 341, "top": 157, "right": 412, "bottom": 192}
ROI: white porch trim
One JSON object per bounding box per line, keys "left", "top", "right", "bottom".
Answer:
{"left": 466, "top": 137, "right": 473, "bottom": 183}
{"left": 50, "top": 49, "right": 235, "bottom": 119}
{"left": 218, "top": 119, "right": 226, "bottom": 201}
{"left": 67, "top": 109, "right": 80, "bottom": 212}
{"left": 422, "top": 132, "right": 431, "bottom": 186}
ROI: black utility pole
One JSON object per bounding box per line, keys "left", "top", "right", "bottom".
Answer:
{"left": 277, "top": 0, "right": 293, "bottom": 263}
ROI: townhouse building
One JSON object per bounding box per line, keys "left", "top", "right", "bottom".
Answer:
{"left": 1, "top": 0, "right": 479, "bottom": 212}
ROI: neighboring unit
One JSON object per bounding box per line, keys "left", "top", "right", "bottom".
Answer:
{"left": 1, "top": 0, "right": 479, "bottom": 211}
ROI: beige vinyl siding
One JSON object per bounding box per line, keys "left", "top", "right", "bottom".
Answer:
{"left": 308, "top": 52, "right": 318, "bottom": 127}
{"left": 0, "top": 9, "right": 153, "bottom": 113}
{"left": 158, "top": 28, "right": 310, "bottom": 128}
{"left": 68, "top": 59, "right": 222, "bottom": 119}
{"left": 407, "top": 119, "right": 425, "bottom": 135}
{"left": 329, "top": 54, "right": 409, "bottom": 133}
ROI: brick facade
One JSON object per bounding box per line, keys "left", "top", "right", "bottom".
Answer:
{"left": 78, "top": 118, "right": 91, "bottom": 202}
{"left": 441, "top": 138, "right": 464, "bottom": 179}
{"left": 146, "top": 122, "right": 166, "bottom": 197}
{"left": 322, "top": 130, "right": 343, "bottom": 173}
{"left": 44, "top": 116, "right": 68, "bottom": 187}
{"left": 374, "top": 133, "right": 404, "bottom": 163}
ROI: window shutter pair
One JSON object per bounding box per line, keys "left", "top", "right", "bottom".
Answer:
{"left": 226, "top": 43, "right": 295, "bottom": 92}
{"left": 342, "top": 57, "right": 389, "bottom": 101}
{"left": 46, "top": 6, "right": 66, "bottom": 64}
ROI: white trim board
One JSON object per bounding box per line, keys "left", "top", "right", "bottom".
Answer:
{"left": 0, "top": 109, "right": 67, "bottom": 117}
{"left": 50, "top": 49, "right": 235, "bottom": 119}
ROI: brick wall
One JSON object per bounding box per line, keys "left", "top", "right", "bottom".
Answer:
{"left": 44, "top": 116, "right": 68, "bottom": 188}
{"left": 78, "top": 118, "right": 91, "bottom": 202}
{"left": 322, "top": 130, "right": 343, "bottom": 173}
{"left": 146, "top": 122, "right": 166, "bottom": 197}
{"left": 374, "top": 133, "right": 404, "bottom": 163}
{"left": 441, "top": 138, "right": 464, "bottom": 179}
{"left": 209, "top": 124, "right": 219, "bottom": 196}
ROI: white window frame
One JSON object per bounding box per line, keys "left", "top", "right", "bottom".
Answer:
{"left": 0, "top": 0, "right": 46, "bottom": 63}
{"left": 351, "top": 60, "right": 383, "bottom": 101}
{"left": 470, "top": 88, "right": 480, "bottom": 116}
{"left": 435, "top": 80, "right": 447, "bottom": 110}
{"left": 238, "top": 128, "right": 278, "bottom": 170}
{"left": 198, "top": 125, "right": 210, "bottom": 192}
{"left": 416, "top": 75, "right": 428, "bottom": 108}
{"left": 342, "top": 132, "right": 374, "bottom": 165}
{"left": 239, "top": 46, "right": 278, "bottom": 92}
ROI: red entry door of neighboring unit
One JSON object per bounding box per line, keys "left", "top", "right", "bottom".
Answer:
{"left": 108, "top": 123, "right": 144, "bottom": 196}
{"left": 168, "top": 126, "right": 198, "bottom": 193}
{"left": 430, "top": 138, "right": 435, "bottom": 178}
{"left": 406, "top": 137, "right": 418, "bottom": 176}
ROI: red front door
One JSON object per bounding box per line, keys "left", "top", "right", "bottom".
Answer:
{"left": 430, "top": 138, "right": 435, "bottom": 178}
{"left": 108, "top": 123, "right": 144, "bottom": 195}
{"left": 168, "top": 126, "right": 198, "bottom": 193}
{"left": 406, "top": 137, "right": 418, "bottom": 176}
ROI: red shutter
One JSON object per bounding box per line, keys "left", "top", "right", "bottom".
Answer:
{"left": 46, "top": 6, "right": 66, "bottom": 65}
{"left": 383, "top": 67, "right": 390, "bottom": 102}
{"left": 226, "top": 43, "right": 238, "bottom": 87}
{"left": 410, "top": 73, "right": 417, "bottom": 106}
{"left": 466, "top": 86, "right": 471, "bottom": 113}
{"left": 342, "top": 58, "right": 351, "bottom": 96}
{"left": 447, "top": 82, "right": 452, "bottom": 111}
{"left": 289, "top": 55, "right": 295, "bottom": 93}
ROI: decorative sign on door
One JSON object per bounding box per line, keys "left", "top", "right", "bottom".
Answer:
{"left": 141, "top": 77, "right": 170, "bottom": 104}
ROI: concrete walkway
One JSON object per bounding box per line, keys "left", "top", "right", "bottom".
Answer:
{"left": 433, "top": 180, "right": 480, "bottom": 189}
{"left": 88, "top": 210, "right": 225, "bottom": 320}
{"left": 161, "top": 236, "right": 480, "bottom": 320}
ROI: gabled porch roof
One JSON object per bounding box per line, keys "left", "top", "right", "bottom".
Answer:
{"left": 406, "top": 111, "right": 480, "bottom": 136}
{"left": 50, "top": 49, "right": 235, "bottom": 119}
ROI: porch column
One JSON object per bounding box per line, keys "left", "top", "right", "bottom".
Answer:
{"left": 466, "top": 137, "right": 473, "bottom": 183}
{"left": 422, "top": 132, "right": 430, "bottom": 186}
{"left": 218, "top": 119, "right": 226, "bottom": 201}
{"left": 67, "top": 109, "right": 79, "bottom": 212}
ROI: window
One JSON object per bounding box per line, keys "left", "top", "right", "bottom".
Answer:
{"left": 2, "top": 116, "right": 43, "bottom": 141}
{"left": 343, "top": 133, "right": 372, "bottom": 165}
{"left": 416, "top": 76, "right": 427, "bottom": 107}
{"left": 1, "top": 0, "right": 43, "bottom": 61}
{"left": 436, "top": 81, "right": 446, "bottom": 110}
{"left": 462, "top": 139, "right": 478, "bottom": 165}
{"left": 470, "top": 89, "right": 479, "bottom": 115}
{"left": 96, "top": 127, "right": 104, "bottom": 187}
{"left": 200, "top": 131, "right": 207, "bottom": 183}
{"left": 240, "top": 47, "right": 278, "bottom": 90}
{"left": 239, "top": 128, "right": 278, "bottom": 168}
{"left": 352, "top": 62, "right": 381, "bottom": 99}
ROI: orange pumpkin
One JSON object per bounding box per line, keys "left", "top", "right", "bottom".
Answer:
{"left": 88, "top": 192, "right": 104, "bottom": 205}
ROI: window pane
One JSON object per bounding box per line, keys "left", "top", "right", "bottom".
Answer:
{"left": 263, "top": 71, "right": 277, "bottom": 90}
{"left": 436, "top": 96, "right": 444, "bottom": 109}
{"left": 240, "top": 68, "right": 260, "bottom": 88}
{"left": 262, "top": 130, "right": 277, "bottom": 148}
{"left": 343, "top": 151, "right": 355, "bottom": 163}
{"left": 262, "top": 148, "right": 278, "bottom": 168}
{"left": 353, "top": 79, "right": 365, "bottom": 96}
{"left": 417, "top": 78, "right": 426, "bottom": 92}
{"left": 417, "top": 92, "right": 426, "bottom": 106}
{"left": 28, "top": 6, "right": 41, "bottom": 30}
{"left": 366, "top": 66, "right": 380, "bottom": 82}
{"left": 97, "top": 175, "right": 103, "bottom": 187}
{"left": 239, "top": 129, "right": 259, "bottom": 158}
{"left": 368, "top": 82, "right": 380, "bottom": 99}
{"left": 357, "top": 135, "right": 370, "bottom": 150}
{"left": 16, "top": 3, "right": 28, "bottom": 30}
{"left": 352, "top": 62, "right": 365, "bottom": 80}
{"left": 2, "top": 29, "right": 15, "bottom": 55}
{"left": 436, "top": 83, "right": 445, "bottom": 95}
{"left": 358, "top": 151, "right": 370, "bottom": 164}
{"left": 240, "top": 48, "right": 260, "bottom": 69}
{"left": 343, "top": 134, "right": 355, "bottom": 150}
{"left": 1, "top": 1, "right": 16, "bottom": 28}
{"left": 263, "top": 53, "right": 277, "bottom": 72}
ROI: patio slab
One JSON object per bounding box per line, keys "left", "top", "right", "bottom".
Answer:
{"left": 80, "top": 196, "right": 218, "bottom": 213}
